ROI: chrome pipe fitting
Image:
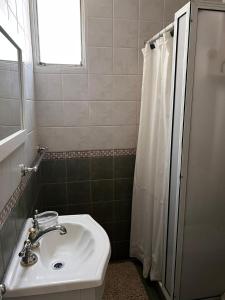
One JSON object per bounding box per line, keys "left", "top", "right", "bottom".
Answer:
{"left": 0, "top": 283, "right": 6, "bottom": 299}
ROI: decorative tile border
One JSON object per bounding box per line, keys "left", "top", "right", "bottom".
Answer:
{"left": 0, "top": 172, "right": 32, "bottom": 229}
{"left": 44, "top": 148, "right": 136, "bottom": 160}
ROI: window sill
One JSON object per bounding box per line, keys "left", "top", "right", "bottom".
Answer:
{"left": 34, "top": 63, "right": 87, "bottom": 74}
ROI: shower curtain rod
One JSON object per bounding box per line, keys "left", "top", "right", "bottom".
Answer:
{"left": 147, "top": 22, "right": 174, "bottom": 49}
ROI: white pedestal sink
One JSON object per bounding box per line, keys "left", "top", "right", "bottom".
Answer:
{"left": 3, "top": 215, "right": 111, "bottom": 300}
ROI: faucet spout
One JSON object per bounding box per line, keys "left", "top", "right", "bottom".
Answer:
{"left": 29, "top": 224, "right": 67, "bottom": 245}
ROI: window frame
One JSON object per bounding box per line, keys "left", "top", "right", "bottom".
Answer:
{"left": 29, "top": 0, "right": 86, "bottom": 68}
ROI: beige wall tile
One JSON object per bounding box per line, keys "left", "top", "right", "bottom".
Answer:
{"left": 38, "top": 127, "right": 66, "bottom": 152}
{"left": 62, "top": 74, "right": 88, "bottom": 100}
{"left": 86, "top": 0, "right": 113, "bottom": 18}
{"left": 113, "top": 75, "right": 142, "bottom": 100}
{"left": 140, "top": 0, "right": 164, "bottom": 22}
{"left": 88, "top": 74, "right": 113, "bottom": 100}
{"left": 114, "top": 0, "right": 139, "bottom": 19}
{"left": 35, "top": 73, "right": 62, "bottom": 100}
{"left": 88, "top": 18, "right": 113, "bottom": 47}
{"left": 89, "top": 101, "right": 137, "bottom": 125}
{"left": 62, "top": 127, "right": 92, "bottom": 151}
{"left": 113, "top": 125, "right": 138, "bottom": 149}
{"left": 89, "top": 126, "right": 115, "bottom": 149}
{"left": 63, "top": 101, "right": 89, "bottom": 126}
{"left": 114, "top": 48, "right": 138, "bottom": 75}
{"left": 36, "top": 101, "right": 64, "bottom": 127}
{"left": 88, "top": 47, "right": 113, "bottom": 74}
{"left": 114, "top": 19, "right": 138, "bottom": 48}
{"left": 24, "top": 100, "right": 36, "bottom": 133}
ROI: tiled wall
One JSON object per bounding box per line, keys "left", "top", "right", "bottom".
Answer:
{"left": 0, "top": 0, "right": 38, "bottom": 279}
{"left": 37, "top": 152, "right": 135, "bottom": 259}
{"left": 0, "top": 174, "right": 39, "bottom": 281}
{"left": 35, "top": 0, "right": 186, "bottom": 152}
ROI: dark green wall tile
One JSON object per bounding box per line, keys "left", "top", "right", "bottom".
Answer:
{"left": 0, "top": 212, "right": 17, "bottom": 270}
{"left": 24, "top": 176, "right": 39, "bottom": 216}
{"left": 115, "top": 178, "right": 133, "bottom": 201}
{"left": 101, "top": 222, "right": 115, "bottom": 241}
{"left": 67, "top": 203, "right": 93, "bottom": 215}
{"left": 110, "top": 242, "right": 117, "bottom": 260}
{"left": 67, "top": 158, "right": 90, "bottom": 181}
{"left": 114, "top": 221, "right": 131, "bottom": 241}
{"left": 22, "top": 182, "right": 33, "bottom": 216}
{"left": 38, "top": 183, "right": 67, "bottom": 207}
{"left": 42, "top": 205, "right": 68, "bottom": 215}
{"left": 91, "top": 157, "right": 113, "bottom": 179}
{"left": 91, "top": 179, "right": 114, "bottom": 202}
{"left": 40, "top": 160, "right": 66, "bottom": 183}
{"left": 67, "top": 181, "right": 91, "bottom": 204}
{"left": 115, "top": 200, "right": 132, "bottom": 221}
{"left": 93, "top": 202, "right": 114, "bottom": 223}
{"left": 114, "top": 240, "right": 130, "bottom": 260}
{"left": 13, "top": 200, "right": 26, "bottom": 239}
{"left": 114, "top": 155, "right": 135, "bottom": 178}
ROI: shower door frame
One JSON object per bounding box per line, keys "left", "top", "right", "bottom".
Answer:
{"left": 161, "top": 1, "right": 225, "bottom": 299}
{"left": 160, "top": 2, "right": 192, "bottom": 298}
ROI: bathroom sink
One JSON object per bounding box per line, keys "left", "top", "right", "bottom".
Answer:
{"left": 4, "top": 215, "right": 111, "bottom": 299}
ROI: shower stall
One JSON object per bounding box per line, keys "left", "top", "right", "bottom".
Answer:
{"left": 160, "top": 1, "right": 225, "bottom": 299}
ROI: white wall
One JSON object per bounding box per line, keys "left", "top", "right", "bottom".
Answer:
{"left": 35, "top": 0, "right": 185, "bottom": 152}
{"left": 0, "top": 0, "right": 38, "bottom": 212}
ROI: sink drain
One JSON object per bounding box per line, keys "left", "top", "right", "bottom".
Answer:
{"left": 52, "top": 262, "right": 64, "bottom": 270}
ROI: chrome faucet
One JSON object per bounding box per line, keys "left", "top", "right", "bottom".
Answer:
{"left": 28, "top": 210, "right": 67, "bottom": 247}
{"left": 28, "top": 224, "right": 67, "bottom": 246}
{"left": 18, "top": 211, "right": 67, "bottom": 266}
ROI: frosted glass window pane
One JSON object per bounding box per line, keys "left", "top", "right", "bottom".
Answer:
{"left": 37, "top": 0, "right": 82, "bottom": 65}
{"left": 0, "top": 32, "right": 18, "bottom": 61}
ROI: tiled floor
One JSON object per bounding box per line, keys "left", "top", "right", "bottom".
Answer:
{"left": 103, "top": 260, "right": 164, "bottom": 300}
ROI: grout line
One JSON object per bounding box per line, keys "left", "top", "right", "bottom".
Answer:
{"left": 112, "top": 150, "right": 116, "bottom": 222}
{"left": 112, "top": 0, "right": 115, "bottom": 74}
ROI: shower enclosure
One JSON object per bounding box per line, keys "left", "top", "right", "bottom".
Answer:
{"left": 161, "top": 1, "right": 225, "bottom": 299}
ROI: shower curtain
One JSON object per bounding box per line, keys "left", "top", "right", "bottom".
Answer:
{"left": 130, "top": 32, "right": 173, "bottom": 280}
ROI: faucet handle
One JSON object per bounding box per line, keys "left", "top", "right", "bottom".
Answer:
{"left": 18, "top": 239, "right": 38, "bottom": 266}
{"left": 19, "top": 240, "right": 32, "bottom": 257}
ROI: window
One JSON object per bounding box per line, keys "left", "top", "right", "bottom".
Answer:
{"left": 33, "top": 0, "right": 82, "bottom": 65}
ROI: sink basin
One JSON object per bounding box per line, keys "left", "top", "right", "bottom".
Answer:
{"left": 4, "top": 215, "right": 111, "bottom": 300}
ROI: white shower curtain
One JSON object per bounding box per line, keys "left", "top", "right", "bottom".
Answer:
{"left": 130, "top": 32, "right": 173, "bottom": 280}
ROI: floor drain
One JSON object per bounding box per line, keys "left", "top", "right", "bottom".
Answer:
{"left": 52, "top": 262, "right": 64, "bottom": 270}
